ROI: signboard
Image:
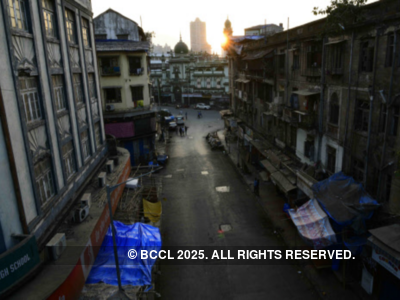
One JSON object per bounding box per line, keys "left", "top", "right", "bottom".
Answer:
{"left": 0, "top": 235, "right": 40, "bottom": 295}
{"left": 48, "top": 157, "right": 131, "bottom": 300}
{"left": 372, "top": 248, "right": 400, "bottom": 280}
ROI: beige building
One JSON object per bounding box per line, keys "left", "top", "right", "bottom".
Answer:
{"left": 190, "top": 18, "right": 211, "bottom": 53}
{"left": 94, "top": 9, "right": 156, "bottom": 166}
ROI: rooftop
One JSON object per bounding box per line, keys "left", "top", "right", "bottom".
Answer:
{"left": 96, "top": 40, "right": 150, "bottom": 52}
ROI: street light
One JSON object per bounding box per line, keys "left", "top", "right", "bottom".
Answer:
{"left": 106, "top": 166, "right": 163, "bottom": 292}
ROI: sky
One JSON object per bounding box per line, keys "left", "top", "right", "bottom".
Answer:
{"left": 92, "top": 0, "right": 378, "bottom": 55}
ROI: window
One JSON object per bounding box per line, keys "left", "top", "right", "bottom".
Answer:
{"left": 354, "top": 99, "right": 370, "bottom": 132}
{"left": 52, "top": 75, "right": 66, "bottom": 111}
{"left": 42, "top": 0, "right": 56, "bottom": 38}
{"left": 129, "top": 57, "right": 142, "bottom": 75}
{"left": 117, "top": 34, "right": 129, "bottom": 40}
{"left": 34, "top": 158, "right": 55, "bottom": 204}
{"left": 328, "top": 43, "right": 344, "bottom": 74}
{"left": 95, "top": 34, "right": 107, "bottom": 40}
{"left": 360, "top": 41, "right": 374, "bottom": 72}
{"left": 62, "top": 141, "right": 75, "bottom": 179}
{"left": 73, "top": 74, "right": 83, "bottom": 103}
{"left": 292, "top": 51, "right": 300, "bottom": 70}
{"left": 379, "top": 104, "right": 387, "bottom": 133}
{"left": 197, "top": 79, "right": 201, "bottom": 88}
{"left": 217, "top": 79, "right": 221, "bottom": 89}
{"left": 88, "top": 73, "right": 96, "bottom": 100}
{"left": 81, "top": 18, "right": 90, "bottom": 47}
{"left": 94, "top": 122, "right": 101, "bottom": 148}
{"left": 104, "top": 88, "right": 121, "bottom": 103}
{"left": 391, "top": 106, "right": 399, "bottom": 136}
{"left": 352, "top": 158, "right": 364, "bottom": 183}
{"left": 8, "top": 0, "right": 28, "bottom": 31}
{"left": 20, "top": 77, "right": 42, "bottom": 123}
{"left": 326, "top": 146, "right": 336, "bottom": 173}
{"left": 385, "top": 175, "right": 392, "bottom": 201}
{"left": 65, "top": 9, "right": 75, "bottom": 44}
{"left": 278, "top": 54, "right": 285, "bottom": 73}
{"left": 100, "top": 57, "right": 120, "bottom": 75}
{"left": 304, "top": 137, "right": 315, "bottom": 160}
{"left": 290, "top": 126, "right": 296, "bottom": 148}
{"left": 81, "top": 131, "right": 90, "bottom": 160}
{"left": 131, "top": 86, "right": 143, "bottom": 102}
{"left": 385, "top": 33, "right": 395, "bottom": 67}
{"left": 329, "top": 93, "right": 339, "bottom": 125}
{"left": 306, "top": 44, "right": 322, "bottom": 68}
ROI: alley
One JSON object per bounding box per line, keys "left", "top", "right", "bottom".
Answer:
{"left": 158, "top": 107, "right": 318, "bottom": 300}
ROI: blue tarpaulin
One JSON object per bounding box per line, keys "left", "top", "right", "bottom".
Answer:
{"left": 312, "top": 172, "right": 379, "bottom": 229}
{"left": 86, "top": 221, "right": 161, "bottom": 286}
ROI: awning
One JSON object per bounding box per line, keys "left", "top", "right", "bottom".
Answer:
{"left": 243, "top": 49, "right": 274, "bottom": 61}
{"left": 263, "top": 78, "right": 274, "bottom": 85}
{"left": 235, "top": 79, "right": 243, "bottom": 83}
{"left": 260, "top": 159, "right": 277, "bottom": 174}
{"left": 266, "top": 149, "right": 281, "bottom": 168}
{"left": 288, "top": 199, "right": 337, "bottom": 249}
{"left": 325, "top": 40, "right": 346, "bottom": 46}
{"left": 242, "top": 79, "right": 250, "bottom": 83}
{"left": 271, "top": 171, "right": 296, "bottom": 194}
{"left": 263, "top": 111, "right": 273, "bottom": 116}
{"left": 292, "top": 89, "right": 321, "bottom": 96}
{"left": 105, "top": 122, "right": 134, "bottom": 138}
{"left": 219, "top": 109, "right": 233, "bottom": 117}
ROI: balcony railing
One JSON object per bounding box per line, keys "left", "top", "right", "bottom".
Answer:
{"left": 101, "top": 66, "right": 120, "bottom": 76}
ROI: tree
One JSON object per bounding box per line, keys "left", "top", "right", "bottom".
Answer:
{"left": 145, "top": 31, "right": 156, "bottom": 52}
{"left": 312, "top": 0, "right": 368, "bottom": 35}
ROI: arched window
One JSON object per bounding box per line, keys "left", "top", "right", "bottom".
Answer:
{"left": 329, "top": 93, "right": 339, "bottom": 125}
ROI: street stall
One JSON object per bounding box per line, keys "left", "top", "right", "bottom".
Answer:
{"left": 364, "top": 224, "right": 400, "bottom": 299}
{"left": 288, "top": 199, "right": 337, "bottom": 250}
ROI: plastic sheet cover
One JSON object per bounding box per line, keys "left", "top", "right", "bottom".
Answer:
{"left": 288, "top": 199, "right": 337, "bottom": 249}
{"left": 86, "top": 221, "right": 161, "bottom": 286}
{"left": 312, "top": 172, "right": 379, "bottom": 227}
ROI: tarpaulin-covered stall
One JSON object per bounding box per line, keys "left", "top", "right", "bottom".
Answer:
{"left": 312, "top": 172, "right": 380, "bottom": 232}
{"left": 288, "top": 199, "right": 337, "bottom": 249}
{"left": 86, "top": 221, "right": 161, "bottom": 286}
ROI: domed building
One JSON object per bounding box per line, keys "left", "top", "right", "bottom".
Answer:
{"left": 150, "top": 34, "right": 230, "bottom": 106}
{"left": 174, "top": 35, "right": 189, "bottom": 55}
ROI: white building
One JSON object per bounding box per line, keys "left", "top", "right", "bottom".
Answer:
{"left": 190, "top": 18, "right": 211, "bottom": 53}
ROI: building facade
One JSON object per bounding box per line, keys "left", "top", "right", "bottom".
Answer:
{"left": 190, "top": 18, "right": 211, "bottom": 53}
{"left": 94, "top": 9, "right": 156, "bottom": 166}
{"left": 244, "top": 24, "right": 284, "bottom": 36}
{"left": 0, "top": 0, "right": 110, "bottom": 295}
{"left": 224, "top": 0, "right": 400, "bottom": 214}
{"left": 150, "top": 37, "right": 230, "bottom": 106}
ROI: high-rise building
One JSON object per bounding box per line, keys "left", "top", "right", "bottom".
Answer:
{"left": 190, "top": 18, "right": 211, "bottom": 53}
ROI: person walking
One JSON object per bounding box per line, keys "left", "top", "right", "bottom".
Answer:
{"left": 185, "top": 112, "right": 188, "bottom": 120}
{"left": 254, "top": 178, "right": 260, "bottom": 196}
{"left": 180, "top": 126, "right": 184, "bottom": 137}
{"left": 185, "top": 125, "right": 188, "bottom": 136}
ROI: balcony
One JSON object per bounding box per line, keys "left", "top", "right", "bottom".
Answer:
{"left": 130, "top": 67, "right": 144, "bottom": 76}
{"left": 101, "top": 66, "right": 120, "bottom": 76}
{"left": 293, "top": 111, "right": 317, "bottom": 129}
{"left": 282, "top": 107, "right": 298, "bottom": 124}
{"left": 301, "top": 66, "right": 321, "bottom": 78}
{"left": 326, "top": 123, "right": 339, "bottom": 139}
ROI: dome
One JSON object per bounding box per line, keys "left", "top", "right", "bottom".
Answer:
{"left": 224, "top": 18, "right": 231, "bottom": 28}
{"left": 174, "top": 35, "right": 189, "bottom": 54}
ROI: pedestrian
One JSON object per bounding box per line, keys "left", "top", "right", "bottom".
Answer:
{"left": 225, "top": 135, "right": 228, "bottom": 145}
{"left": 185, "top": 125, "right": 188, "bottom": 135}
{"left": 185, "top": 112, "right": 188, "bottom": 120}
{"left": 180, "top": 126, "right": 184, "bottom": 137}
{"left": 254, "top": 178, "right": 260, "bottom": 196}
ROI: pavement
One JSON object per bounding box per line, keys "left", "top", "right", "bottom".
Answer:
{"left": 218, "top": 129, "right": 372, "bottom": 300}
{"left": 156, "top": 107, "right": 318, "bottom": 300}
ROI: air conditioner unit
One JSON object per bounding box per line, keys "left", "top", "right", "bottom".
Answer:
{"left": 47, "top": 233, "right": 67, "bottom": 261}
{"left": 106, "top": 104, "right": 115, "bottom": 111}
{"left": 76, "top": 204, "right": 90, "bottom": 223}
{"left": 98, "top": 172, "right": 106, "bottom": 188}
{"left": 81, "top": 193, "right": 91, "bottom": 208}
{"left": 106, "top": 160, "right": 114, "bottom": 173}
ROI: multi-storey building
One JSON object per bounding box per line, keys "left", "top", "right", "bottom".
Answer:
{"left": 224, "top": 0, "right": 400, "bottom": 215}
{"left": 190, "top": 18, "right": 212, "bottom": 53}
{"left": 94, "top": 9, "right": 156, "bottom": 166}
{"left": 150, "top": 37, "right": 230, "bottom": 105}
{"left": 0, "top": 0, "right": 133, "bottom": 297}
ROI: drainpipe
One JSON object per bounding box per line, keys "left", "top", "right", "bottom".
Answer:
{"left": 343, "top": 31, "right": 355, "bottom": 169}
{"left": 317, "top": 37, "right": 327, "bottom": 163}
{"left": 364, "top": 29, "right": 380, "bottom": 187}
{"left": 377, "top": 29, "right": 398, "bottom": 200}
